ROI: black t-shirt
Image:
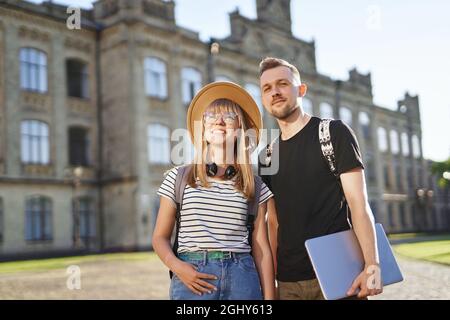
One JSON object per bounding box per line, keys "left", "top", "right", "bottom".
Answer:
{"left": 259, "top": 117, "right": 364, "bottom": 282}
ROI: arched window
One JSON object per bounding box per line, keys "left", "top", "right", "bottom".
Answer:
{"left": 73, "top": 197, "right": 96, "bottom": 240}
{"left": 68, "top": 127, "right": 89, "bottom": 166}
{"left": 148, "top": 124, "right": 171, "bottom": 164}
{"left": 25, "top": 196, "right": 52, "bottom": 241}
{"left": 401, "top": 132, "right": 410, "bottom": 156}
{"left": 181, "top": 67, "right": 202, "bottom": 104}
{"left": 412, "top": 135, "right": 421, "bottom": 159}
{"left": 66, "top": 59, "right": 89, "bottom": 98}
{"left": 21, "top": 120, "right": 50, "bottom": 164}
{"left": 359, "top": 112, "right": 371, "bottom": 139}
{"left": 377, "top": 127, "right": 388, "bottom": 152}
{"left": 144, "top": 57, "right": 168, "bottom": 99}
{"left": 20, "top": 47, "right": 48, "bottom": 93}
{"left": 390, "top": 130, "right": 400, "bottom": 155}
{"left": 339, "top": 107, "right": 353, "bottom": 126}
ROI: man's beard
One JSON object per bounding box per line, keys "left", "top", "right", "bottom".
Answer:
{"left": 271, "top": 102, "right": 298, "bottom": 120}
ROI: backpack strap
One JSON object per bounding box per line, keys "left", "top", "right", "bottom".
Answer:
{"left": 247, "top": 175, "right": 262, "bottom": 249}
{"left": 319, "top": 119, "right": 352, "bottom": 228}
{"left": 169, "top": 164, "right": 191, "bottom": 278}
{"left": 264, "top": 137, "right": 279, "bottom": 167}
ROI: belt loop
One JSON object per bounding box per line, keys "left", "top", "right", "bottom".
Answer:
{"left": 203, "top": 250, "right": 207, "bottom": 265}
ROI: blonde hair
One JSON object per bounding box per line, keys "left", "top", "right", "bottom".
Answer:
{"left": 187, "top": 99, "right": 256, "bottom": 200}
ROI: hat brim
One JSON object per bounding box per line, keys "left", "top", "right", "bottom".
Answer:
{"left": 187, "top": 81, "right": 262, "bottom": 144}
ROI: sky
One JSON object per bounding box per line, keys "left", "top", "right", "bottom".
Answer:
{"left": 29, "top": 0, "right": 450, "bottom": 161}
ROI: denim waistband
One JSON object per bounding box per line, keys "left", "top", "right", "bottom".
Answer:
{"left": 178, "top": 251, "right": 249, "bottom": 261}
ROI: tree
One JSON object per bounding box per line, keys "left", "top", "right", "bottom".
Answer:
{"left": 431, "top": 158, "right": 450, "bottom": 188}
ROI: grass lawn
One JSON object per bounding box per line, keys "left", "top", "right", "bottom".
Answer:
{"left": 393, "top": 235, "right": 450, "bottom": 266}
{"left": 0, "top": 251, "right": 158, "bottom": 274}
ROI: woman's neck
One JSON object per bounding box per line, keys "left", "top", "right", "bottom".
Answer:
{"left": 208, "top": 144, "right": 235, "bottom": 167}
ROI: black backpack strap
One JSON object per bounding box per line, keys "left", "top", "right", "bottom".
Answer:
{"left": 264, "top": 137, "right": 279, "bottom": 167}
{"left": 319, "top": 119, "right": 352, "bottom": 228}
{"left": 169, "top": 165, "right": 191, "bottom": 279}
{"left": 247, "top": 176, "right": 262, "bottom": 250}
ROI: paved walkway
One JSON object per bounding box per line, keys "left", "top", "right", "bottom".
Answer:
{"left": 0, "top": 254, "right": 448, "bottom": 300}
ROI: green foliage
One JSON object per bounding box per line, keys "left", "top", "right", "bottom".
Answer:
{"left": 431, "top": 159, "right": 450, "bottom": 188}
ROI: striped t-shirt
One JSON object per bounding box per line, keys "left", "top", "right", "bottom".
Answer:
{"left": 157, "top": 167, "right": 273, "bottom": 253}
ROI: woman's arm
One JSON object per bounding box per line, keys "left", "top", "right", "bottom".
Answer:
{"left": 152, "top": 197, "right": 217, "bottom": 295}
{"left": 266, "top": 197, "right": 278, "bottom": 276}
{"left": 252, "top": 200, "right": 276, "bottom": 300}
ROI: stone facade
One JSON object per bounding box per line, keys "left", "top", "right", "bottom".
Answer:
{"left": 0, "top": 0, "right": 447, "bottom": 259}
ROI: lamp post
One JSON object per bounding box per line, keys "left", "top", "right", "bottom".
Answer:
{"left": 443, "top": 172, "right": 450, "bottom": 230}
{"left": 72, "top": 166, "right": 83, "bottom": 249}
{"left": 415, "top": 187, "right": 434, "bottom": 232}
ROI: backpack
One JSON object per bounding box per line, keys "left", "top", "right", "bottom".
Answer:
{"left": 265, "top": 118, "right": 352, "bottom": 227}
{"left": 168, "top": 164, "right": 263, "bottom": 278}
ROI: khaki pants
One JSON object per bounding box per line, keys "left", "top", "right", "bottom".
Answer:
{"left": 278, "top": 279, "right": 367, "bottom": 300}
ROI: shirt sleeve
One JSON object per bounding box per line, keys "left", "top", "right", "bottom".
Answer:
{"left": 258, "top": 181, "right": 274, "bottom": 205}
{"left": 330, "top": 120, "right": 365, "bottom": 175}
{"left": 156, "top": 167, "right": 178, "bottom": 205}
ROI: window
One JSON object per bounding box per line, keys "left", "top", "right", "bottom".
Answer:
{"left": 0, "top": 198, "right": 3, "bottom": 242}
{"left": 25, "top": 196, "right": 52, "bottom": 241}
{"left": 302, "top": 97, "right": 313, "bottom": 115}
{"left": 144, "top": 57, "right": 168, "bottom": 99}
{"left": 390, "top": 130, "right": 400, "bottom": 155}
{"left": 319, "top": 102, "right": 333, "bottom": 119}
{"left": 359, "top": 112, "right": 371, "bottom": 139}
{"left": 245, "top": 83, "right": 264, "bottom": 116}
{"left": 148, "top": 124, "right": 170, "bottom": 164}
{"left": 73, "top": 197, "right": 96, "bottom": 239}
{"left": 21, "top": 120, "right": 50, "bottom": 164}
{"left": 215, "top": 75, "right": 233, "bottom": 82}
{"left": 401, "top": 132, "right": 410, "bottom": 156}
{"left": 20, "top": 48, "right": 48, "bottom": 93}
{"left": 68, "top": 127, "right": 89, "bottom": 166}
{"left": 377, "top": 127, "right": 388, "bottom": 152}
{"left": 339, "top": 107, "right": 352, "bottom": 126}
{"left": 66, "top": 59, "right": 89, "bottom": 98}
{"left": 412, "top": 134, "right": 421, "bottom": 159}
{"left": 181, "top": 67, "right": 202, "bottom": 104}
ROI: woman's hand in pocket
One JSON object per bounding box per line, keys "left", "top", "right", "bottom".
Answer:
{"left": 173, "top": 260, "right": 218, "bottom": 295}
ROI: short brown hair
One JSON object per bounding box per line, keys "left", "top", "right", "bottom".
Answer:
{"left": 259, "top": 57, "right": 301, "bottom": 83}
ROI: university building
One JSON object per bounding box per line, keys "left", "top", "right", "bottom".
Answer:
{"left": 0, "top": 0, "right": 447, "bottom": 259}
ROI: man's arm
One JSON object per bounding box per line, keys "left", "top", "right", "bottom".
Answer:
{"left": 340, "top": 167, "right": 383, "bottom": 298}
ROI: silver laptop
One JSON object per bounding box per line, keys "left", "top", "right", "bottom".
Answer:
{"left": 305, "top": 223, "right": 403, "bottom": 300}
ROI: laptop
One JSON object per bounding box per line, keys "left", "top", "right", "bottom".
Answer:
{"left": 305, "top": 223, "right": 403, "bottom": 300}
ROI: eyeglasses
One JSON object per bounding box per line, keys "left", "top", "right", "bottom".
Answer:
{"left": 203, "top": 111, "right": 238, "bottom": 125}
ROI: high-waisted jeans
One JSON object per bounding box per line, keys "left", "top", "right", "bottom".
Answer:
{"left": 170, "top": 251, "right": 263, "bottom": 300}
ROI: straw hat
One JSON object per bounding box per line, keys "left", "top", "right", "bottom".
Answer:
{"left": 186, "top": 81, "right": 262, "bottom": 144}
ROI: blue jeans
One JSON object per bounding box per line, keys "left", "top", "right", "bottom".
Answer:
{"left": 170, "top": 251, "right": 263, "bottom": 300}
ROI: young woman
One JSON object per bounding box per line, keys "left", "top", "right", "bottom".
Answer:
{"left": 152, "top": 82, "right": 275, "bottom": 300}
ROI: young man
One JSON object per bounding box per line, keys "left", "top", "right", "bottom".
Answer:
{"left": 258, "top": 57, "right": 383, "bottom": 300}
